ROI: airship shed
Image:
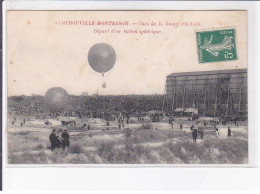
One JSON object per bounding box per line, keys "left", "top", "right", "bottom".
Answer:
{"left": 165, "top": 68, "right": 247, "bottom": 118}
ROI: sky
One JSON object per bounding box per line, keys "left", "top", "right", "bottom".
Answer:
{"left": 7, "top": 11, "right": 247, "bottom": 96}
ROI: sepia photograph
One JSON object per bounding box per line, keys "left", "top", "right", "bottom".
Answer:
{"left": 6, "top": 10, "right": 248, "bottom": 165}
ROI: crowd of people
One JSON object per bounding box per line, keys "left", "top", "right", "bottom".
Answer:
{"left": 8, "top": 95, "right": 166, "bottom": 118}
{"left": 9, "top": 95, "right": 246, "bottom": 127}
{"left": 9, "top": 95, "right": 237, "bottom": 151}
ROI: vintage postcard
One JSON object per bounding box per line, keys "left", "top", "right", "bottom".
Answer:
{"left": 6, "top": 10, "right": 248, "bottom": 165}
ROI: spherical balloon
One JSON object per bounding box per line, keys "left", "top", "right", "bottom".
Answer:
{"left": 44, "top": 87, "right": 69, "bottom": 112}
{"left": 88, "top": 43, "right": 116, "bottom": 73}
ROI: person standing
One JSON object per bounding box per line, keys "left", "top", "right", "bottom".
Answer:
{"left": 216, "top": 127, "right": 219, "bottom": 137}
{"left": 192, "top": 128, "right": 197, "bottom": 142}
{"left": 180, "top": 124, "right": 183, "bottom": 130}
{"left": 61, "top": 129, "right": 70, "bottom": 151}
{"left": 169, "top": 117, "right": 172, "bottom": 124}
{"left": 228, "top": 127, "right": 232, "bottom": 137}
{"left": 172, "top": 118, "right": 175, "bottom": 129}
{"left": 49, "top": 129, "right": 58, "bottom": 151}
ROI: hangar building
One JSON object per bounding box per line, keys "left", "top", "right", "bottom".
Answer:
{"left": 165, "top": 69, "right": 247, "bottom": 117}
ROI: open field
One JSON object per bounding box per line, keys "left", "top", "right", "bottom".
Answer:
{"left": 7, "top": 116, "right": 248, "bottom": 164}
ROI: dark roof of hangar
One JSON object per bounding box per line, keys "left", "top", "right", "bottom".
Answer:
{"left": 167, "top": 68, "right": 247, "bottom": 77}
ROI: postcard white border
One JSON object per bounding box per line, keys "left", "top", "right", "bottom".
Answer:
{"left": 2, "top": 0, "right": 259, "bottom": 190}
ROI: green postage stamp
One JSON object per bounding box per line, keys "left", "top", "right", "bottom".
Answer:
{"left": 196, "top": 28, "right": 237, "bottom": 63}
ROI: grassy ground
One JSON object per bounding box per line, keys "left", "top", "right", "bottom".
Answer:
{"left": 7, "top": 117, "right": 248, "bottom": 164}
